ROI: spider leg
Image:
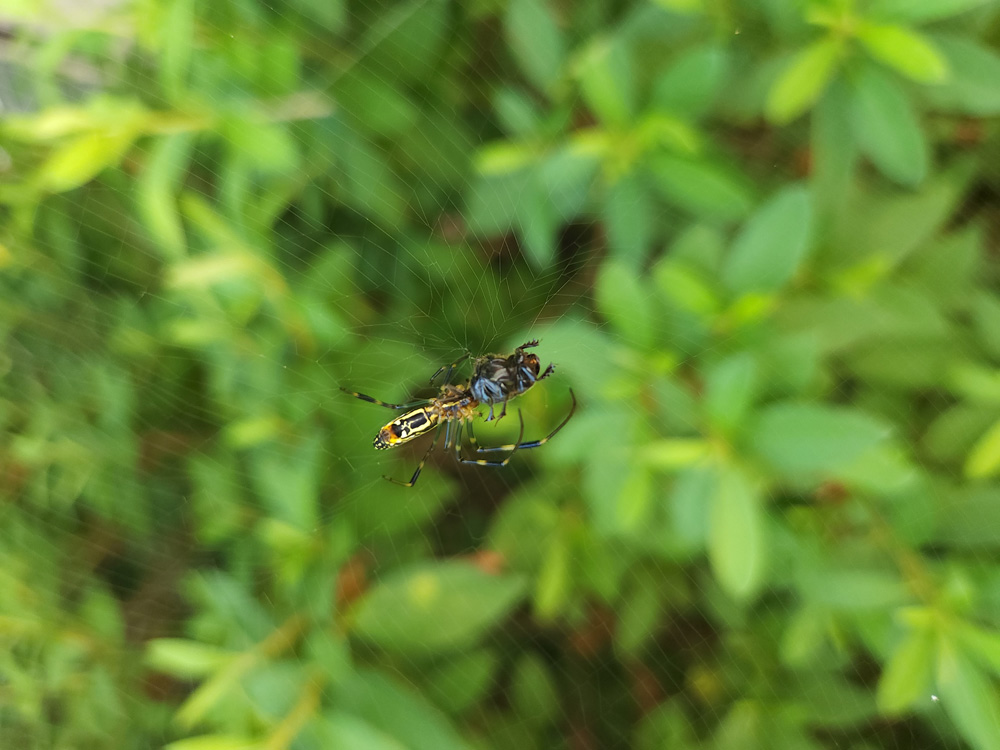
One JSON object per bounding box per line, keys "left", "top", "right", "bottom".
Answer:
{"left": 430, "top": 353, "right": 471, "bottom": 385}
{"left": 341, "top": 388, "right": 429, "bottom": 411}
{"left": 475, "top": 389, "right": 576, "bottom": 453}
{"left": 537, "top": 362, "right": 556, "bottom": 381}
{"left": 518, "top": 339, "right": 540, "bottom": 350}
{"left": 458, "top": 411, "right": 525, "bottom": 467}
{"left": 384, "top": 421, "right": 445, "bottom": 487}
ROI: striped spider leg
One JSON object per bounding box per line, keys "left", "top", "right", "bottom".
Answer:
{"left": 384, "top": 411, "right": 525, "bottom": 488}
{"left": 429, "top": 352, "right": 472, "bottom": 387}
{"left": 471, "top": 389, "right": 576, "bottom": 454}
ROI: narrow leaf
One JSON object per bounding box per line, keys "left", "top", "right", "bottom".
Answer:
{"left": 767, "top": 37, "right": 843, "bottom": 123}
{"left": 653, "top": 44, "right": 729, "bottom": 118}
{"left": 352, "top": 562, "right": 526, "bottom": 654}
{"left": 603, "top": 175, "right": 653, "bottom": 269}
{"left": 751, "top": 402, "right": 891, "bottom": 477}
{"left": 146, "top": 639, "right": 234, "bottom": 679}
{"left": 704, "top": 353, "right": 758, "bottom": 435}
{"left": 868, "top": 0, "right": 991, "bottom": 24}
{"left": 964, "top": 418, "right": 1000, "bottom": 479}
{"left": 723, "top": 184, "right": 813, "bottom": 293}
{"left": 849, "top": 65, "right": 929, "bottom": 186}
{"left": 165, "top": 736, "right": 261, "bottom": 750}
{"left": 505, "top": 0, "right": 565, "bottom": 93}
{"left": 336, "top": 670, "right": 472, "bottom": 750}
{"left": 877, "top": 627, "right": 936, "bottom": 714}
{"left": 595, "top": 260, "right": 656, "bottom": 349}
{"left": 576, "top": 38, "right": 634, "bottom": 126}
{"left": 708, "top": 465, "right": 766, "bottom": 600}
{"left": 925, "top": 34, "right": 1000, "bottom": 116}
{"left": 937, "top": 640, "right": 1000, "bottom": 750}
{"left": 649, "top": 155, "right": 753, "bottom": 221}
{"left": 857, "top": 23, "right": 948, "bottom": 83}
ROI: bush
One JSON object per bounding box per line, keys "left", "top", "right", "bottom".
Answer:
{"left": 3, "top": 0, "right": 1000, "bottom": 748}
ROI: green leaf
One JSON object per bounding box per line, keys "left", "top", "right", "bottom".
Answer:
{"left": 165, "top": 736, "right": 261, "bottom": 750}
{"left": 616, "top": 566, "right": 666, "bottom": 656}
{"left": 722, "top": 184, "right": 813, "bottom": 294}
{"left": 811, "top": 79, "right": 857, "bottom": 217}
{"left": 145, "top": 639, "right": 234, "bottom": 679}
{"left": 39, "top": 126, "right": 141, "bottom": 193}
{"left": 937, "top": 640, "right": 1000, "bottom": 750}
{"left": 223, "top": 119, "right": 299, "bottom": 173}
{"left": 160, "top": 0, "right": 195, "bottom": 100}
{"left": 248, "top": 434, "right": 322, "bottom": 530}
{"left": 648, "top": 155, "right": 752, "bottom": 221}
{"left": 908, "top": 225, "right": 981, "bottom": 304}
{"left": 867, "top": 0, "right": 991, "bottom": 24}
{"left": 534, "top": 527, "right": 571, "bottom": 620}
{"left": 923, "top": 405, "right": 999, "bottom": 465}
{"left": 949, "top": 363, "right": 1000, "bottom": 408}
{"left": 335, "top": 73, "right": 419, "bottom": 137}
{"left": 857, "top": 23, "right": 948, "bottom": 83}
{"left": 935, "top": 484, "right": 1000, "bottom": 550}
{"left": 352, "top": 561, "right": 526, "bottom": 654}
{"left": 751, "top": 402, "right": 891, "bottom": 477}
{"left": 317, "top": 713, "right": 408, "bottom": 750}
{"left": 494, "top": 88, "right": 541, "bottom": 136}
{"left": 641, "top": 439, "right": 711, "bottom": 470}
{"left": 653, "top": 259, "right": 720, "bottom": 317}
{"left": 851, "top": 173, "right": 967, "bottom": 266}
{"left": 781, "top": 607, "right": 829, "bottom": 666}
{"left": 965, "top": 418, "right": 1000, "bottom": 479}
{"left": 505, "top": 0, "right": 565, "bottom": 93}
{"left": 704, "top": 353, "right": 759, "bottom": 435}
{"left": 924, "top": 34, "right": 1000, "bottom": 115}
{"left": 766, "top": 37, "right": 843, "bottom": 123}
{"left": 517, "top": 180, "right": 558, "bottom": 268}
{"left": 538, "top": 146, "right": 598, "bottom": 220}
{"left": 671, "top": 223, "right": 725, "bottom": 270}
{"left": 849, "top": 65, "right": 928, "bottom": 187}
{"left": 595, "top": 261, "right": 656, "bottom": 349}
{"left": 424, "top": 650, "right": 499, "bottom": 714}
{"left": 512, "top": 654, "right": 560, "bottom": 726}
{"left": 340, "top": 137, "right": 407, "bottom": 225}
{"left": 956, "top": 623, "right": 1000, "bottom": 680}
{"left": 603, "top": 175, "right": 653, "bottom": 269}
{"left": 336, "top": 670, "right": 472, "bottom": 750}
{"left": 669, "top": 467, "right": 714, "bottom": 552}
{"left": 465, "top": 170, "right": 532, "bottom": 235}
{"left": 652, "top": 44, "right": 729, "bottom": 118}
{"left": 877, "top": 627, "right": 936, "bottom": 714}
{"left": 708, "top": 465, "right": 766, "bottom": 600}
{"left": 288, "top": 0, "right": 345, "bottom": 31}
{"left": 137, "top": 133, "right": 192, "bottom": 260}
{"left": 576, "top": 38, "right": 634, "bottom": 126}
{"left": 242, "top": 662, "right": 302, "bottom": 720}
{"left": 363, "top": 0, "right": 447, "bottom": 83}
{"left": 971, "top": 291, "right": 1000, "bottom": 360}
{"left": 804, "top": 568, "right": 909, "bottom": 610}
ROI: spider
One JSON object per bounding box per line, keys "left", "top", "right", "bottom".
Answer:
{"left": 431, "top": 340, "right": 556, "bottom": 422}
{"left": 341, "top": 377, "right": 576, "bottom": 488}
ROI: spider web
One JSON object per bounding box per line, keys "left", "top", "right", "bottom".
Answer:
{"left": 2, "top": 1, "right": 998, "bottom": 749}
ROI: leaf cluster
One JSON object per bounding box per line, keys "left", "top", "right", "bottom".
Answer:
{"left": 3, "top": 1, "right": 1000, "bottom": 749}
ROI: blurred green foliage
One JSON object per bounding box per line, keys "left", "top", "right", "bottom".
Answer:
{"left": 4, "top": 0, "right": 1000, "bottom": 748}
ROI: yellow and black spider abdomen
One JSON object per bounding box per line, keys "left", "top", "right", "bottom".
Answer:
{"left": 373, "top": 427, "right": 395, "bottom": 449}
{"left": 375, "top": 408, "right": 436, "bottom": 449}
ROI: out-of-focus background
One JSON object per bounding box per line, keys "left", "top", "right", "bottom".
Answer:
{"left": 3, "top": 1, "right": 1000, "bottom": 748}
